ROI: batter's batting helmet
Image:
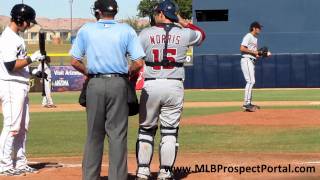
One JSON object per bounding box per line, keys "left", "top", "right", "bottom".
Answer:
{"left": 93, "top": 0, "right": 118, "bottom": 17}
{"left": 11, "top": 4, "right": 37, "bottom": 26}
{"left": 154, "top": 0, "right": 179, "bottom": 22}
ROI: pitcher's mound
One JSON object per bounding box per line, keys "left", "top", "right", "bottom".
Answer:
{"left": 182, "top": 109, "right": 320, "bottom": 126}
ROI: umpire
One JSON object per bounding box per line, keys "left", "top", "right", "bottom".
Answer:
{"left": 70, "top": 0, "right": 145, "bottom": 179}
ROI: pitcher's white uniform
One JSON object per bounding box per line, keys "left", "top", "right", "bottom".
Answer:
{"left": 241, "top": 33, "right": 258, "bottom": 105}
{"left": 0, "top": 26, "right": 30, "bottom": 172}
{"left": 136, "top": 23, "right": 205, "bottom": 178}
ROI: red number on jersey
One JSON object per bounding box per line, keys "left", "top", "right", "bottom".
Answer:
{"left": 151, "top": 48, "right": 177, "bottom": 70}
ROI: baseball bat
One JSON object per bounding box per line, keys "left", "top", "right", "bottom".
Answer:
{"left": 39, "top": 32, "right": 46, "bottom": 97}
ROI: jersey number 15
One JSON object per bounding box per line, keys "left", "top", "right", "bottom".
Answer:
{"left": 152, "top": 48, "right": 177, "bottom": 70}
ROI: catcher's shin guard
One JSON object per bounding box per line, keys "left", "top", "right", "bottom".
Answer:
{"left": 159, "top": 126, "right": 179, "bottom": 174}
{"left": 136, "top": 127, "right": 157, "bottom": 177}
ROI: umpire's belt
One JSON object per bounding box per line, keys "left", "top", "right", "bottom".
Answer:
{"left": 89, "top": 73, "right": 128, "bottom": 78}
{"left": 145, "top": 78, "right": 183, "bottom": 81}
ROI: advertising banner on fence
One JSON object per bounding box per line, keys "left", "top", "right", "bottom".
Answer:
{"left": 51, "top": 66, "right": 85, "bottom": 92}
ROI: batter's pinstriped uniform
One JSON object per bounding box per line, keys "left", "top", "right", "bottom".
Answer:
{"left": 0, "top": 26, "right": 30, "bottom": 173}
{"left": 0, "top": 4, "right": 43, "bottom": 176}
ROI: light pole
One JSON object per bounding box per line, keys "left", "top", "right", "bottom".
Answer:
{"left": 69, "top": 0, "right": 73, "bottom": 40}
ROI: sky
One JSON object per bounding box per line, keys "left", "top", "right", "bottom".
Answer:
{"left": 0, "top": 0, "right": 141, "bottom": 19}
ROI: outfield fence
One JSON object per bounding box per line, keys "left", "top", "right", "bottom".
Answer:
{"left": 185, "top": 54, "right": 320, "bottom": 89}
{"left": 30, "top": 53, "right": 320, "bottom": 92}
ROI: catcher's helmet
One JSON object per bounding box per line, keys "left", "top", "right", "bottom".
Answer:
{"left": 11, "top": 4, "right": 37, "bottom": 26}
{"left": 154, "top": 0, "right": 179, "bottom": 22}
{"left": 93, "top": 0, "right": 118, "bottom": 15}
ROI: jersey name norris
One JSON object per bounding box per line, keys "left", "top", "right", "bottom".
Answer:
{"left": 149, "top": 35, "right": 181, "bottom": 45}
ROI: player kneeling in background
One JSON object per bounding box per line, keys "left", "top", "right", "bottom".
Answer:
{"left": 32, "top": 57, "right": 56, "bottom": 108}
{"left": 0, "top": 4, "right": 44, "bottom": 176}
{"left": 240, "top": 21, "right": 271, "bottom": 112}
{"left": 135, "top": 0, "right": 205, "bottom": 179}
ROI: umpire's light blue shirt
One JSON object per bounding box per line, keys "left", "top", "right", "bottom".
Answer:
{"left": 70, "top": 19, "right": 145, "bottom": 74}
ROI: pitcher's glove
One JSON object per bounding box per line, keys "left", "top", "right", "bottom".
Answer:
{"left": 258, "top": 46, "right": 270, "bottom": 57}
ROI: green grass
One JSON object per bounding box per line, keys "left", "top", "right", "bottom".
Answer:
{"left": 2, "top": 89, "right": 320, "bottom": 157}
{"left": 24, "top": 112, "right": 320, "bottom": 157}
{"left": 28, "top": 89, "right": 320, "bottom": 104}
{"left": 25, "top": 107, "right": 230, "bottom": 156}
{"left": 29, "top": 92, "right": 80, "bottom": 104}
{"left": 0, "top": 105, "right": 316, "bottom": 157}
{"left": 27, "top": 112, "right": 86, "bottom": 156}
{"left": 179, "top": 126, "right": 320, "bottom": 153}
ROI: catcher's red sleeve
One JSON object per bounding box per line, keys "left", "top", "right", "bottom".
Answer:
{"left": 185, "top": 23, "right": 206, "bottom": 42}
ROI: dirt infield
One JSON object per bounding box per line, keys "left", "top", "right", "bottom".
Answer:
{"left": 182, "top": 109, "right": 320, "bottom": 127}
{"left": 0, "top": 103, "right": 320, "bottom": 179}
{"left": 2, "top": 152, "right": 320, "bottom": 180}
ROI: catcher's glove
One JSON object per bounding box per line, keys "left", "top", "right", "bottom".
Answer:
{"left": 258, "top": 46, "right": 270, "bottom": 57}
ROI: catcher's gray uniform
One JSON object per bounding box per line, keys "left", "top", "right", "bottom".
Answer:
{"left": 136, "top": 23, "right": 205, "bottom": 178}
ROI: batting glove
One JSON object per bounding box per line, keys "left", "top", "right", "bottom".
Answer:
{"left": 29, "top": 50, "right": 45, "bottom": 62}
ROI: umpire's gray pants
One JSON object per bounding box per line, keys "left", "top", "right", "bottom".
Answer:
{"left": 82, "top": 77, "right": 129, "bottom": 180}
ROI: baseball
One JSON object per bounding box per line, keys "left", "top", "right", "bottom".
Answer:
{"left": 267, "top": 51, "right": 272, "bottom": 56}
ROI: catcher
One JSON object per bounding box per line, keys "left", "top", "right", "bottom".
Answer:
{"left": 240, "top": 21, "right": 271, "bottom": 112}
{"left": 135, "top": 0, "right": 205, "bottom": 179}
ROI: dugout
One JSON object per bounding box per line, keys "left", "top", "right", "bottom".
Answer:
{"left": 186, "top": 0, "right": 320, "bottom": 88}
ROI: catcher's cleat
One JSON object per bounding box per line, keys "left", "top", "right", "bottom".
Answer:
{"left": 157, "top": 169, "right": 174, "bottom": 180}
{"left": 136, "top": 174, "right": 149, "bottom": 180}
{"left": 242, "top": 104, "right": 257, "bottom": 112}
